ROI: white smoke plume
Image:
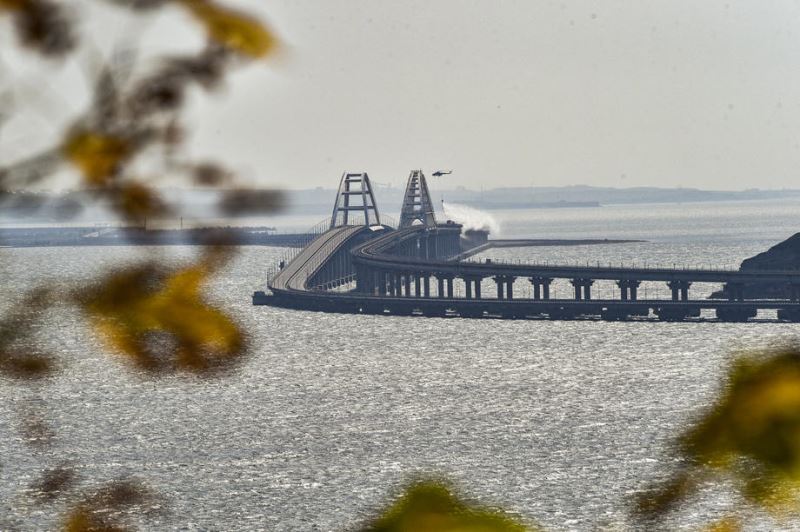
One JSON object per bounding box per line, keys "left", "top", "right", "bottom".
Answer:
{"left": 441, "top": 202, "right": 500, "bottom": 235}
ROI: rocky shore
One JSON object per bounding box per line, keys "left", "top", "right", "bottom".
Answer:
{"left": 712, "top": 233, "right": 800, "bottom": 299}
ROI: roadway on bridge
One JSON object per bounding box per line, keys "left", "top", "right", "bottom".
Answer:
{"left": 269, "top": 225, "right": 368, "bottom": 292}
{"left": 354, "top": 236, "right": 800, "bottom": 285}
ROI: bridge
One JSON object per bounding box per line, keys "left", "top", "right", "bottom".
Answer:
{"left": 254, "top": 170, "right": 800, "bottom": 322}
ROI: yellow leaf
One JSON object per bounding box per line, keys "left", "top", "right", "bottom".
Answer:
{"left": 640, "top": 349, "right": 800, "bottom": 518}
{"left": 363, "top": 480, "right": 533, "bottom": 532}
{"left": 113, "top": 182, "right": 168, "bottom": 220}
{"left": 62, "top": 130, "right": 131, "bottom": 186}
{"left": 78, "top": 261, "right": 244, "bottom": 374}
{"left": 704, "top": 517, "right": 742, "bottom": 532}
{"left": 177, "top": 0, "right": 277, "bottom": 58}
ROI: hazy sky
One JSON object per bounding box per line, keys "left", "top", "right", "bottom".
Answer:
{"left": 4, "top": 0, "right": 800, "bottom": 190}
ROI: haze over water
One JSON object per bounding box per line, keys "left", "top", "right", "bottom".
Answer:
{"left": 2, "top": 198, "right": 799, "bottom": 530}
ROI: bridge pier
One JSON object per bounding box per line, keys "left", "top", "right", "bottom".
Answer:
{"left": 435, "top": 274, "right": 455, "bottom": 298}
{"left": 414, "top": 275, "right": 422, "bottom": 297}
{"left": 423, "top": 276, "right": 431, "bottom": 298}
{"left": 404, "top": 274, "right": 412, "bottom": 297}
{"left": 725, "top": 282, "right": 745, "bottom": 302}
{"left": 716, "top": 306, "right": 756, "bottom": 322}
{"left": 461, "top": 276, "right": 483, "bottom": 299}
{"left": 570, "top": 279, "right": 594, "bottom": 300}
{"left": 384, "top": 271, "right": 392, "bottom": 296}
{"left": 528, "top": 277, "right": 552, "bottom": 300}
{"left": 667, "top": 280, "right": 692, "bottom": 301}
{"left": 493, "top": 276, "right": 515, "bottom": 300}
{"left": 617, "top": 279, "right": 641, "bottom": 301}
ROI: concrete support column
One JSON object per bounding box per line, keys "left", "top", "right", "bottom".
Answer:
{"left": 534, "top": 277, "right": 553, "bottom": 300}
{"left": 414, "top": 275, "right": 422, "bottom": 297}
{"left": 492, "top": 276, "right": 515, "bottom": 299}
{"left": 437, "top": 277, "right": 445, "bottom": 298}
{"left": 461, "top": 276, "right": 483, "bottom": 300}
{"left": 617, "top": 280, "right": 641, "bottom": 301}
{"left": 572, "top": 281, "right": 582, "bottom": 300}
{"left": 446, "top": 277, "right": 454, "bottom": 298}
{"left": 570, "top": 278, "right": 593, "bottom": 300}
{"left": 532, "top": 282, "right": 541, "bottom": 300}
{"left": 423, "top": 276, "right": 431, "bottom": 298}
{"left": 667, "top": 280, "right": 692, "bottom": 301}
{"left": 618, "top": 281, "right": 629, "bottom": 301}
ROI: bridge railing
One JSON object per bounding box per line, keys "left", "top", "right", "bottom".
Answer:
{"left": 266, "top": 214, "right": 399, "bottom": 286}
{"left": 458, "top": 256, "right": 774, "bottom": 273}
{"left": 265, "top": 218, "right": 331, "bottom": 284}
{"left": 309, "top": 273, "right": 357, "bottom": 292}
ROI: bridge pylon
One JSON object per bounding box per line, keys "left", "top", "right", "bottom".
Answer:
{"left": 330, "top": 172, "right": 381, "bottom": 229}
{"left": 398, "top": 169, "right": 437, "bottom": 229}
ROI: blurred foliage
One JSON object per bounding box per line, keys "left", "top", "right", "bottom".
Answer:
{"left": 362, "top": 480, "right": 534, "bottom": 532}
{"left": 62, "top": 480, "right": 156, "bottom": 532}
{"left": 219, "top": 187, "right": 285, "bottom": 216}
{"left": 0, "top": 287, "right": 56, "bottom": 380}
{"left": 177, "top": 0, "right": 278, "bottom": 58}
{"left": 0, "top": 0, "right": 76, "bottom": 57}
{"left": 0, "top": 0, "right": 281, "bottom": 378}
{"left": 62, "top": 131, "right": 134, "bottom": 187}
{"left": 30, "top": 464, "right": 77, "bottom": 503}
{"left": 704, "top": 517, "right": 742, "bottom": 532}
{"left": 77, "top": 255, "right": 244, "bottom": 374}
{"left": 1, "top": 0, "right": 281, "bottom": 528}
{"left": 637, "top": 347, "right": 800, "bottom": 522}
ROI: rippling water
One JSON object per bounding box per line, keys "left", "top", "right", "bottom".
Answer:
{"left": 2, "top": 199, "right": 800, "bottom": 530}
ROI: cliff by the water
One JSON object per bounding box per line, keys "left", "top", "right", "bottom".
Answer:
{"left": 711, "top": 233, "right": 800, "bottom": 299}
{"left": 740, "top": 233, "right": 800, "bottom": 271}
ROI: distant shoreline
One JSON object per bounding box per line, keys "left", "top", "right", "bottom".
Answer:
{"left": 0, "top": 226, "right": 312, "bottom": 249}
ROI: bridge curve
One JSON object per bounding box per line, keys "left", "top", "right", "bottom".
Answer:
{"left": 269, "top": 225, "right": 373, "bottom": 292}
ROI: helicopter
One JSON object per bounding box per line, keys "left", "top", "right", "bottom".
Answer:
{"left": 432, "top": 170, "right": 452, "bottom": 177}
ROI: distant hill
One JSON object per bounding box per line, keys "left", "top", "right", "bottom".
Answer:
{"left": 740, "top": 233, "right": 800, "bottom": 272}
{"left": 711, "top": 233, "right": 800, "bottom": 299}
